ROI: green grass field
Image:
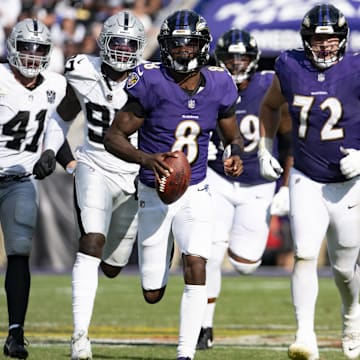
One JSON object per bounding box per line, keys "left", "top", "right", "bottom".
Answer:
{"left": 0, "top": 269, "right": 348, "bottom": 359}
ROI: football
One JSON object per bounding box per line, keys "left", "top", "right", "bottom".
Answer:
{"left": 156, "top": 151, "right": 191, "bottom": 204}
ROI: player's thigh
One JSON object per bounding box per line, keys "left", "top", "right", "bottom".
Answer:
{"left": 327, "top": 178, "right": 360, "bottom": 265}
{"left": 137, "top": 182, "right": 173, "bottom": 290}
{"left": 102, "top": 194, "right": 138, "bottom": 266}
{"left": 229, "top": 182, "right": 275, "bottom": 261}
{"left": 290, "top": 168, "right": 329, "bottom": 259}
{"left": 173, "top": 179, "right": 214, "bottom": 259}
{"left": 207, "top": 167, "right": 236, "bottom": 245}
{"left": 75, "top": 162, "right": 112, "bottom": 235}
{"left": 0, "top": 179, "right": 38, "bottom": 255}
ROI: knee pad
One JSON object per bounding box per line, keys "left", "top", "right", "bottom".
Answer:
{"left": 333, "top": 264, "right": 354, "bottom": 283}
{"left": 228, "top": 257, "right": 261, "bottom": 275}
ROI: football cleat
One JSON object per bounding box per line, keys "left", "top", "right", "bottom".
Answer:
{"left": 342, "top": 309, "right": 360, "bottom": 359}
{"left": 3, "top": 327, "right": 28, "bottom": 359}
{"left": 196, "top": 327, "right": 213, "bottom": 350}
{"left": 288, "top": 331, "right": 319, "bottom": 360}
{"left": 71, "top": 331, "right": 92, "bottom": 360}
{"left": 177, "top": 358, "right": 191, "bottom": 360}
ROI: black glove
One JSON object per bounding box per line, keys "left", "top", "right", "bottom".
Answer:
{"left": 33, "top": 150, "right": 57, "bottom": 179}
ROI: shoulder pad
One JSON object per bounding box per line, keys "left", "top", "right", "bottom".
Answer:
{"left": 64, "top": 54, "right": 102, "bottom": 82}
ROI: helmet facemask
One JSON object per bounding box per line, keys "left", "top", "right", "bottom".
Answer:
{"left": 300, "top": 4, "right": 348, "bottom": 70}
{"left": 159, "top": 35, "right": 210, "bottom": 73}
{"left": 7, "top": 19, "right": 52, "bottom": 78}
{"left": 158, "top": 10, "right": 212, "bottom": 73}
{"left": 215, "top": 29, "right": 260, "bottom": 85}
{"left": 98, "top": 11, "right": 146, "bottom": 72}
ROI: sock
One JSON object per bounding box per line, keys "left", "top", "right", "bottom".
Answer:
{"left": 177, "top": 284, "right": 207, "bottom": 359}
{"left": 202, "top": 302, "right": 216, "bottom": 328}
{"left": 72, "top": 252, "right": 100, "bottom": 336}
{"left": 291, "top": 258, "right": 318, "bottom": 335}
{"left": 5, "top": 255, "right": 30, "bottom": 328}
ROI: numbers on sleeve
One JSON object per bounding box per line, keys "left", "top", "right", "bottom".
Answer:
{"left": 293, "top": 95, "right": 344, "bottom": 141}
{"left": 239, "top": 114, "right": 259, "bottom": 153}
{"left": 2, "top": 110, "right": 46, "bottom": 152}
{"left": 172, "top": 120, "right": 201, "bottom": 164}
{"left": 64, "top": 55, "right": 77, "bottom": 73}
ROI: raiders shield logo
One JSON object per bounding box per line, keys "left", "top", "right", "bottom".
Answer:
{"left": 127, "top": 72, "right": 139, "bottom": 89}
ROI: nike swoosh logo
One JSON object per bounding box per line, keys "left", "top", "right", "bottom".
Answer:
{"left": 348, "top": 345, "right": 360, "bottom": 351}
{"left": 137, "top": 68, "right": 144, "bottom": 76}
{"left": 77, "top": 58, "right": 84, "bottom": 64}
{"left": 348, "top": 204, "right": 359, "bottom": 209}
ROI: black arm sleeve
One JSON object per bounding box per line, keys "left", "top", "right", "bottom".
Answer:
{"left": 277, "top": 131, "right": 293, "bottom": 166}
{"left": 218, "top": 103, "right": 236, "bottom": 119}
{"left": 122, "top": 93, "right": 146, "bottom": 118}
{"left": 56, "top": 140, "right": 75, "bottom": 170}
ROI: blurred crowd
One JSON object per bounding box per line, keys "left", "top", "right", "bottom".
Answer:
{"left": 0, "top": 0, "right": 173, "bottom": 72}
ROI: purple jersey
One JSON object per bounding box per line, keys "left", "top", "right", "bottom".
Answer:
{"left": 276, "top": 50, "right": 360, "bottom": 183}
{"left": 125, "top": 62, "right": 238, "bottom": 187}
{"left": 209, "top": 71, "right": 278, "bottom": 185}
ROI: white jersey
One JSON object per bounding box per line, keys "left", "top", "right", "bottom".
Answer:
{"left": 0, "top": 63, "right": 66, "bottom": 175}
{"left": 64, "top": 54, "right": 139, "bottom": 175}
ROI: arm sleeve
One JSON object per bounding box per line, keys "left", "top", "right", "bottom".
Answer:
{"left": 122, "top": 93, "right": 146, "bottom": 118}
{"left": 56, "top": 139, "right": 75, "bottom": 169}
{"left": 43, "top": 110, "right": 73, "bottom": 154}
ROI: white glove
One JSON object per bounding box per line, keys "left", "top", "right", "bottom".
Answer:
{"left": 258, "top": 137, "right": 283, "bottom": 181}
{"left": 207, "top": 140, "right": 218, "bottom": 161}
{"left": 270, "top": 186, "right": 289, "bottom": 216}
{"left": 340, "top": 147, "right": 360, "bottom": 179}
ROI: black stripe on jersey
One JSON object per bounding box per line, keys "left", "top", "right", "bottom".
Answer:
{"left": 124, "top": 12, "right": 129, "bottom": 31}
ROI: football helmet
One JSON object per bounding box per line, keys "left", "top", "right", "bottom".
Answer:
{"left": 301, "top": 4, "right": 348, "bottom": 69}
{"left": 98, "top": 10, "right": 146, "bottom": 72}
{"left": 215, "top": 29, "right": 260, "bottom": 84}
{"left": 158, "top": 9, "right": 212, "bottom": 73}
{"left": 7, "top": 18, "right": 52, "bottom": 78}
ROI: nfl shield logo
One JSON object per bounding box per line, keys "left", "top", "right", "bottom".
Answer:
{"left": 46, "top": 90, "right": 56, "bottom": 104}
{"left": 188, "top": 99, "right": 196, "bottom": 109}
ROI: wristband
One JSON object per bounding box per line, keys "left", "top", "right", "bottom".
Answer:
{"left": 222, "top": 144, "right": 242, "bottom": 160}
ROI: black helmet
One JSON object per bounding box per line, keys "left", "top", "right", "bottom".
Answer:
{"left": 215, "top": 29, "right": 260, "bottom": 84}
{"left": 157, "top": 9, "right": 212, "bottom": 73}
{"left": 300, "top": 4, "right": 348, "bottom": 69}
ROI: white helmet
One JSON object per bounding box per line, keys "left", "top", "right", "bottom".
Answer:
{"left": 97, "top": 10, "right": 146, "bottom": 72}
{"left": 7, "top": 18, "right": 52, "bottom": 78}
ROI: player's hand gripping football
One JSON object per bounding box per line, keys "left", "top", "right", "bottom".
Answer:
{"left": 258, "top": 137, "right": 283, "bottom": 181}
{"left": 142, "top": 151, "right": 177, "bottom": 183}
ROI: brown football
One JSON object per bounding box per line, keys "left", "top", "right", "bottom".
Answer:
{"left": 156, "top": 150, "right": 191, "bottom": 204}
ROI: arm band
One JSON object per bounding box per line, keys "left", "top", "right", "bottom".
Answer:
{"left": 222, "top": 143, "right": 242, "bottom": 160}
{"left": 56, "top": 140, "right": 75, "bottom": 169}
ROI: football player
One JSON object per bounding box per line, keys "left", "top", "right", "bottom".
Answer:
{"left": 197, "top": 29, "right": 293, "bottom": 350}
{"left": 258, "top": 4, "right": 360, "bottom": 360}
{"left": 0, "top": 18, "right": 73, "bottom": 359}
{"left": 41, "top": 10, "right": 146, "bottom": 360}
{"left": 104, "top": 9, "right": 243, "bottom": 360}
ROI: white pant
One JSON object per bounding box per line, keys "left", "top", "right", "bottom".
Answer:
{"left": 138, "top": 179, "right": 214, "bottom": 290}
{"left": 75, "top": 161, "right": 138, "bottom": 266}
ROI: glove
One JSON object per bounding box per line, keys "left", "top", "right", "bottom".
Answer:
{"left": 207, "top": 140, "right": 218, "bottom": 161}
{"left": 270, "top": 186, "right": 290, "bottom": 216}
{"left": 33, "top": 150, "right": 57, "bottom": 179}
{"left": 258, "top": 137, "right": 283, "bottom": 181}
{"left": 340, "top": 147, "right": 360, "bottom": 179}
